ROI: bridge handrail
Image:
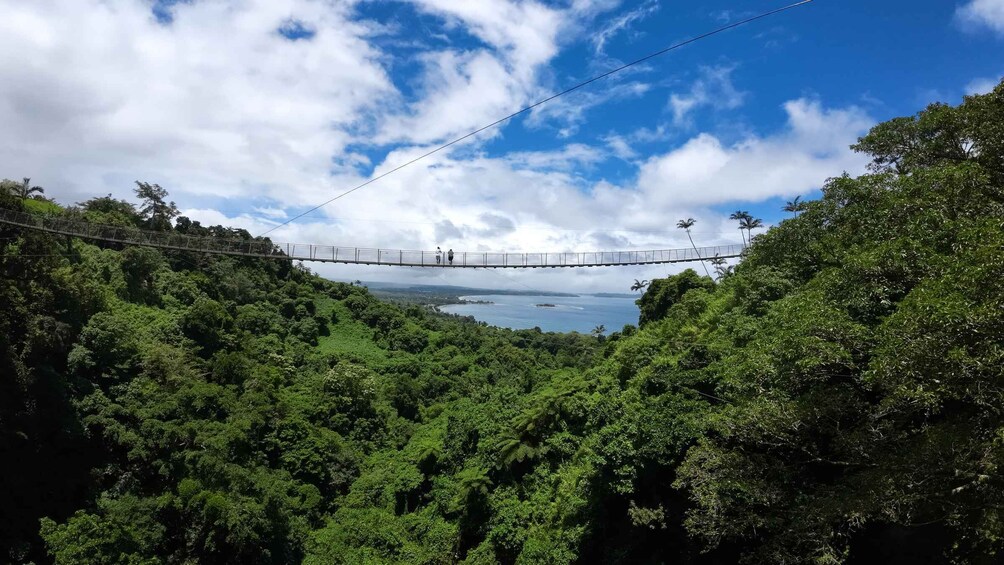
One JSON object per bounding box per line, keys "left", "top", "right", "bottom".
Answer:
{"left": 0, "top": 207, "right": 746, "bottom": 268}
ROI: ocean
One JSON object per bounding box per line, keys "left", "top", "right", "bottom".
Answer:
{"left": 438, "top": 294, "right": 640, "bottom": 334}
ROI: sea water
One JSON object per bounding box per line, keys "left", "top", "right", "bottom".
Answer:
{"left": 438, "top": 294, "right": 640, "bottom": 334}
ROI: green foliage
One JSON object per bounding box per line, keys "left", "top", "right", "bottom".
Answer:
{"left": 68, "top": 310, "right": 144, "bottom": 382}
{"left": 40, "top": 504, "right": 161, "bottom": 565}
{"left": 120, "top": 247, "right": 164, "bottom": 304}
{"left": 1, "top": 177, "right": 45, "bottom": 200}
{"left": 4, "top": 81, "right": 1004, "bottom": 564}
{"left": 76, "top": 194, "right": 142, "bottom": 227}
{"left": 180, "top": 297, "right": 232, "bottom": 355}
{"left": 668, "top": 82, "right": 1004, "bottom": 563}
{"left": 23, "top": 198, "right": 62, "bottom": 214}
{"left": 636, "top": 268, "right": 714, "bottom": 327}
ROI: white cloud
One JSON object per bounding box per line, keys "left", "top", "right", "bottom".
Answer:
{"left": 603, "top": 136, "right": 637, "bottom": 160}
{"left": 380, "top": 0, "right": 644, "bottom": 143}
{"left": 254, "top": 206, "right": 288, "bottom": 219}
{"left": 668, "top": 65, "right": 746, "bottom": 125}
{"left": 592, "top": 0, "right": 660, "bottom": 56}
{"left": 504, "top": 144, "right": 606, "bottom": 171}
{"left": 375, "top": 49, "right": 528, "bottom": 145}
{"left": 0, "top": 0, "right": 613, "bottom": 209}
{"left": 965, "top": 76, "right": 1001, "bottom": 95}
{"left": 710, "top": 9, "right": 754, "bottom": 24}
{"left": 636, "top": 99, "right": 872, "bottom": 207}
{"left": 956, "top": 0, "right": 1004, "bottom": 34}
{"left": 0, "top": 0, "right": 394, "bottom": 206}
{"left": 370, "top": 0, "right": 569, "bottom": 145}
{"left": 408, "top": 0, "right": 563, "bottom": 71}
{"left": 600, "top": 125, "right": 673, "bottom": 162}
{"left": 526, "top": 80, "right": 652, "bottom": 137}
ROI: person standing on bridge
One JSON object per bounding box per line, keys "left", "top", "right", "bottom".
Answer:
{"left": 436, "top": 246, "right": 442, "bottom": 265}
{"left": 448, "top": 248, "right": 454, "bottom": 265}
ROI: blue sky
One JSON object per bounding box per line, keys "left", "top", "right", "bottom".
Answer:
{"left": 1, "top": 0, "right": 1001, "bottom": 291}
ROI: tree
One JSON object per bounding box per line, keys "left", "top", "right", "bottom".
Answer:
{"left": 636, "top": 269, "right": 715, "bottom": 327}
{"left": 709, "top": 254, "right": 732, "bottom": 280}
{"left": 677, "top": 217, "right": 710, "bottom": 277}
{"left": 729, "top": 210, "right": 751, "bottom": 246}
{"left": 739, "top": 216, "right": 763, "bottom": 245}
{"left": 850, "top": 105, "right": 970, "bottom": 175}
{"left": 77, "top": 194, "right": 141, "bottom": 227}
{"left": 120, "top": 247, "right": 164, "bottom": 304}
{"left": 674, "top": 83, "right": 1004, "bottom": 562}
{"left": 783, "top": 196, "right": 805, "bottom": 215}
{"left": 591, "top": 325, "right": 606, "bottom": 338}
{"left": 16, "top": 178, "right": 44, "bottom": 199}
{"left": 179, "top": 298, "right": 232, "bottom": 355}
{"left": 851, "top": 80, "right": 1004, "bottom": 183}
{"left": 134, "top": 181, "right": 178, "bottom": 231}
{"left": 631, "top": 279, "right": 649, "bottom": 292}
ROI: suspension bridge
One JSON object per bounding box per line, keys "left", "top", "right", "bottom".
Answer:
{"left": 0, "top": 208, "right": 743, "bottom": 269}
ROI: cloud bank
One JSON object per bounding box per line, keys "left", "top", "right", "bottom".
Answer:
{"left": 0, "top": 0, "right": 875, "bottom": 291}
{"left": 957, "top": 0, "right": 1004, "bottom": 35}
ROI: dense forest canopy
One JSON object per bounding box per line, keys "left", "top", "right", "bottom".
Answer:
{"left": 1, "top": 81, "right": 1002, "bottom": 564}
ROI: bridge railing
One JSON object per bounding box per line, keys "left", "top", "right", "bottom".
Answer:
{"left": 0, "top": 207, "right": 745, "bottom": 267}
{"left": 238, "top": 244, "right": 746, "bottom": 266}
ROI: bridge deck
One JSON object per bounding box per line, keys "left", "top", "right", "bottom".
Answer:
{"left": 0, "top": 207, "right": 743, "bottom": 268}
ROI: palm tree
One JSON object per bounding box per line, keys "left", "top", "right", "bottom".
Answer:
{"left": 729, "top": 210, "right": 751, "bottom": 246}
{"left": 710, "top": 254, "right": 733, "bottom": 280}
{"left": 630, "top": 279, "right": 649, "bottom": 292}
{"left": 591, "top": 324, "right": 606, "bottom": 338}
{"left": 739, "top": 217, "right": 764, "bottom": 245}
{"left": 676, "top": 217, "right": 710, "bottom": 277}
{"left": 710, "top": 254, "right": 725, "bottom": 277}
{"left": 17, "top": 178, "right": 44, "bottom": 199}
{"left": 783, "top": 195, "right": 804, "bottom": 215}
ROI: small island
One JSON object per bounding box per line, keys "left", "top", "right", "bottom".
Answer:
{"left": 535, "top": 303, "right": 556, "bottom": 308}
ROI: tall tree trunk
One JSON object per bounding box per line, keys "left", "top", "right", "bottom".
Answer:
{"left": 686, "top": 230, "right": 711, "bottom": 278}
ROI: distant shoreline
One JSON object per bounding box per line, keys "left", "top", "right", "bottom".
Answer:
{"left": 363, "top": 282, "right": 580, "bottom": 307}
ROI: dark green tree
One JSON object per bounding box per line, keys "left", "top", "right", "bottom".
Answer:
{"left": 783, "top": 195, "right": 804, "bottom": 215}
{"left": 16, "top": 177, "right": 44, "bottom": 199}
{"left": 738, "top": 215, "right": 763, "bottom": 245}
{"left": 630, "top": 279, "right": 649, "bottom": 292}
{"left": 134, "top": 181, "right": 178, "bottom": 231}
{"left": 77, "top": 194, "right": 141, "bottom": 227}
{"left": 636, "top": 269, "right": 714, "bottom": 327}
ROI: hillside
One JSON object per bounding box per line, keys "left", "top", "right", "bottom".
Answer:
{"left": 1, "top": 81, "right": 1003, "bottom": 563}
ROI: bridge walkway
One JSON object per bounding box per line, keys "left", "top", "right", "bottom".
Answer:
{"left": 0, "top": 207, "right": 743, "bottom": 268}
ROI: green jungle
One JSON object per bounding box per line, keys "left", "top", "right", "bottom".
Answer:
{"left": 2, "top": 83, "right": 1003, "bottom": 564}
